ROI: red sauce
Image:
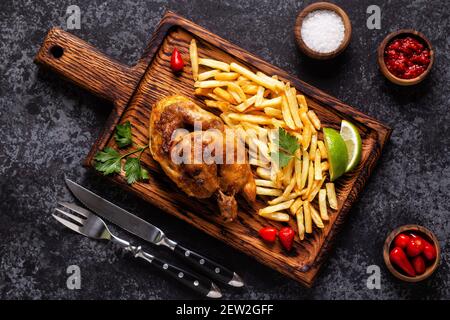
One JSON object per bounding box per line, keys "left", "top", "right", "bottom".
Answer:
{"left": 384, "top": 36, "right": 430, "bottom": 79}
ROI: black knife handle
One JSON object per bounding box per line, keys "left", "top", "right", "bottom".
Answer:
{"left": 133, "top": 249, "right": 221, "bottom": 298}
{"left": 173, "top": 243, "right": 243, "bottom": 287}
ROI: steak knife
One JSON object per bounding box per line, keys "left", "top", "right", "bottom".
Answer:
{"left": 65, "top": 178, "right": 244, "bottom": 287}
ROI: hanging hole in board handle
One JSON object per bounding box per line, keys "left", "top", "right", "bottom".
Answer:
{"left": 49, "top": 45, "right": 64, "bottom": 58}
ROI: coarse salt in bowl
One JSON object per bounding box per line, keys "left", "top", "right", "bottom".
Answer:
{"left": 294, "top": 2, "right": 352, "bottom": 60}
{"left": 301, "top": 10, "right": 345, "bottom": 53}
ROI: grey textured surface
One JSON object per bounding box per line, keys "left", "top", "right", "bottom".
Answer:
{"left": 0, "top": 0, "right": 449, "bottom": 300}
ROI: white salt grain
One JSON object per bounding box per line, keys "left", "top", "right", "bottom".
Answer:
{"left": 301, "top": 10, "right": 345, "bottom": 53}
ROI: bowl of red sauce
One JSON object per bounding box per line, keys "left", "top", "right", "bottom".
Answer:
{"left": 378, "top": 30, "right": 434, "bottom": 86}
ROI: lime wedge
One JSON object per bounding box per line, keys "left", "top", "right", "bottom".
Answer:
{"left": 340, "top": 120, "right": 362, "bottom": 172}
{"left": 323, "top": 128, "right": 348, "bottom": 181}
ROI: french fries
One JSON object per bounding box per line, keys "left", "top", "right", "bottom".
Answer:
{"left": 258, "top": 211, "right": 290, "bottom": 222}
{"left": 259, "top": 199, "right": 295, "bottom": 215}
{"left": 199, "top": 58, "right": 230, "bottom": 72}
{"left": 326, "top": 183, "right": 338, "bottom": 210}
{"left": 189, "top": 39, "right": 198, "bottom": 80}
{"left": 198, "top": 69, "right": 220, "bottom": 81}
{"left": 319, "top": 189, "right": 329, "bottom": 221}
{"left": 215, "top": 72, "right": 239, "bottom": 81}
{"left": 187, "top": 47, "right": 341, "bottom": 241}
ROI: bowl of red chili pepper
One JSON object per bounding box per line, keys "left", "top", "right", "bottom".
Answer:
{"left": 378, "top": 30, "right": 434, "bottom": 86}
{"left": 383, "top": 225, "right": 440, "bottom": 282}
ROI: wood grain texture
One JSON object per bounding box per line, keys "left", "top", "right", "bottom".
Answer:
{"left": 35, "top": 11, "right": 392, "bottom": 287}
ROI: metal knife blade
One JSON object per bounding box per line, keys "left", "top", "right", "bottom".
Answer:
{"left": 65, "top": 178, "right": 244, "bottom": 287}
{"left": 65, "top": 178, "right": 165, "bottom": 244}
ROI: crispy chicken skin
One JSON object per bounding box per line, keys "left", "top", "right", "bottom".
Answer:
{"left": 149, "top": 96, "right": 256, "bottom": 222}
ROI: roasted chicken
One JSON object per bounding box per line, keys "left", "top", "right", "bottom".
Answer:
{"left": 149, "top": 96, "right": 256, "bottom": 222}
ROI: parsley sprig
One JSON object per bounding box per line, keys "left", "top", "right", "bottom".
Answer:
{"left": 271, "top": 128, "right": 301, "bottom": 168}
{"left": 94, "top": 121, "right": 149, "bottom": 184}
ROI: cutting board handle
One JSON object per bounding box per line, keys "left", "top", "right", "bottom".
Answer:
{"left": 35, "top": 27, "right": 140, "bottom": 105}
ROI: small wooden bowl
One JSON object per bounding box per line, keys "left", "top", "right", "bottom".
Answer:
{"left": 377, "top": 29, "right": 434, "bottom": 86}
{"left": 383, "top": 225, "right": 440, "bottom": 282}
{"left": 294, "top": 2, "right": 352, "bottom": 60}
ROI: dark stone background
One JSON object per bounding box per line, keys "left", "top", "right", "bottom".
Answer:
{"left": 0, "top": 0, "right": 448, "bottom": 299}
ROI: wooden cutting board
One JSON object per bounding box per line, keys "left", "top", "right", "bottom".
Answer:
{"left": 35, "top": 11, "right": 391, "bottom": 287}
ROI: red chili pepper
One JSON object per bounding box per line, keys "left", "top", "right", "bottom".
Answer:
{"left": 170, "top": 47, "right": 184, "bottom": 72}
{"left": 278, "top": 227, "right": 295, "bottom": 251}
{"left": 406, "top": 236, "right": 424, "bottom": 257}
{"left": 390, "top": 247, "right": 416, "bottom": 277}
{"left": 258, "top": 227, "right": 277, "bottom": 243}
{"left": 410, "top": 233, "right": 436, "bottom": 261}
{"left": 411, "top": 256, "right": 426, "bottom": 275}
{"left": 394, "top": 233, "right": 410, "bottom": 249}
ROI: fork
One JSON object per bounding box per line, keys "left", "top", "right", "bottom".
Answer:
{"left": 53, "top": 202, "right": 222, "bottom": 298}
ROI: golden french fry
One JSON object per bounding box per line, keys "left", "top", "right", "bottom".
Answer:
{"left": 285, "top": 83, "right": 302, "bottom": 128}
{"left": 309, "top": 134, "right": 317, "bottom": 160}
{"left": 194, "top": 80, "right": 229, "bottom": 88}
{"left": 268, "top": 191, "right": 303, "bottom": 205}
{"left": 264, "top": 107, "right": 283, "bottom": 118}
{"left": 296, "top": 208, "right": 305, "bottom": 240}
{"left": 303, "top": 161, "right": 314, "bottom": 199}
{"left": 230, "top": 62, "right": 280, "bottom": 92}
{"left": 294, "top": 149, "right": 302, "bottom": 189}
{"left": 296, "top": 95, "right": 308, "bottom": 113}
{"left": 319, "top": 189, "right": 329, "bottom": 221}
{"left": 281, "top": 95, "right": 296, "bottom": 130}
{"left": 227, "top": 113, "right": 282, "bottom": 126}
{"left": 258, "top": 96, "right": 282, "bottom": 108}
{"left": 304, "top": 202, "right": 312, "bottom": 233}
{"left": 308, "top": 110, "right": 321, "bottom": 130}
{"left": 227, "top": 88, "right": 242, "bottom": 104}
{"left": 189, "top": 39, "right": 198, "bottom": 80}
{"left": 317, "top": 140, "right": 328, "bottom": 159}
{"left": 255, "top": 179, "right": 281, "bottom": 189}
{"left": 198, "top": 58, "right": 230, "bottom": 72}
{"left": 290, "top": 197, "right": 303, "bottom": 215}
{"left": 258, "top": 211, "right": 290, "bottom": 222}
{"left": 227, "top": 82, "right": 247, "bottom": 103}
{"left": 242, "top": 84, "right": 259, "bottom": 95}
{"left": 204, "top": 100, "right": 229, "bottom": 112}
{"left": 198, "top": 69, "right": 220, "bottom": 81}
{"left": 326, "top": 182, "right": 338, "bottom": 209}
{"left": 282, "top": 158, "right": 295, "bottom": 187}
{"left": 259, "top": 199, "right": 295, "bottom": 215}
{"left": 321, "top": 161, "right": 329, "bottom": 172}
{"left": 300, "top": 111, "right": 316, "bottom": 134}
{"left": 241, "top": 122, "right": 268, "bottom": 137}
{"left": 301, "top": 123, "right": 312, "bottom": 150}
{"left": 314, "top": 148, "right": 322, "bottom": 180}
{"left": 220, "top": 113, "right": 236, "bottom": 127}
{"left": 256, "top": 71, "right": 285, "bottom": 92}
{"left": 256, "top": 187, "right": 282, "bottom": 197}
{"left": 307, "top": 176, "right": 325, "bottom": 202}
{"left": 282, "top": 174, "right": 297, "bottom": 197}
{"left": 214, "top": 72, "right": 239, "bottom": 81}
{"left": 300, "top": 150, "right": 309, "bottom": 190}
{"left": 194, "top": 88, "right": 212, "bottom": 97}
{"left": 255, "top": 86, "right": 265, "bottom": 107}
{"left": 256, "top": 167, "right": 272, "bottom": 180}
{"left": 206, "top": 93, "right": 224, "bottom": 101}
{"left": 213, "top": 87, "right": 235, "bottom": 103}
{"left": 310, "top": 205, "right": 324, "bottom": 228}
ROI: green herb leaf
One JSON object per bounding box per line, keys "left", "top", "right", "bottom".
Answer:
{"left": 124, "top": 157, "right": 149, "bottom": 184}
{"left": 271, "top": 128, "right": 300, "bottom": 168}
{"left": 94, "top": 147, "right": 122, "bottom": 175}
{"left": 114, "top": 121, "right": 132, "bottom": 148}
